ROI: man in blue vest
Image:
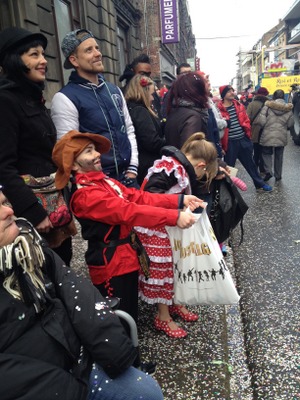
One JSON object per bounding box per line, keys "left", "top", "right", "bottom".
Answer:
{"left": 51, "top": 29, "right": 139, "bottom": 187}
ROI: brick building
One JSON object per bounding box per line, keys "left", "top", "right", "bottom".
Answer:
{"left": 137, "top": 0, "right": 196, "bottom": 86}
{"left": 0, "top": 0, "right": 196, "bottom": 101}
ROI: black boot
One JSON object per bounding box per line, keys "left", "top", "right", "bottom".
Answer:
{"left": 263, "top": 173, "right": 272, "bottom": 182}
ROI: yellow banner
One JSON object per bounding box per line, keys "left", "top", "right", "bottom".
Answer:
{"left": 261, "top": 75, "right": 300, "bottom": 94}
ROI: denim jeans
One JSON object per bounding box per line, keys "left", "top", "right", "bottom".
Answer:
{"left": 253, "top": 143, "right": 265, "bottom": 173}
{"left": 225, "top": 136, "right": 266, "bottom": 188}
{"left": 88, "top": 364, "right": 164, "bottom": 400}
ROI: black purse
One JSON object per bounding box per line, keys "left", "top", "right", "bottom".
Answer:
{"left": 210, "top": 175, "right": 249, "bottom": 244}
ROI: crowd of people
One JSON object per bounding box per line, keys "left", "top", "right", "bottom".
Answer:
{"left": 0, "top": 25, "right": 294, "bottom": 399}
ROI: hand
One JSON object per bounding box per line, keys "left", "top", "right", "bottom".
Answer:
{"left": 125, "top": 172, "right": 137, "bottom": 179}
{"left": 36, "top": 216, "right": 53, "bottom": 233}
{"left": 215, "top": 166, "right": 228, "bottom": 180}
{"left": 177, "top": 212, "right": 197, "bottom": 229}
{"left": 183, "top": 195, "right": 204, "bottom": 211}
{"left": 122, "top": 173, "right": 139, "bottom": 189}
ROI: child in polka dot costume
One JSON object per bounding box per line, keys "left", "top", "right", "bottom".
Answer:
{"left": 136, "top": 132, "right": 219, "bottom": 338}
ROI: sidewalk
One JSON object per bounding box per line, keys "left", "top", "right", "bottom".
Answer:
{"left": 137, "top": 247, "right": 252, "bottom": 400}
{"left": 71, "top": 235, "right": 252, "bottom": 399}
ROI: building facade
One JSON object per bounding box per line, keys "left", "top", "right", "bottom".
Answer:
{"left": 0, "top": 0, "right": 196, "bottom": 103}
{"left": 137, "top": 0, "right": 195, "bottom": 86}
{"left": 235, "top": 0, "right": 300, "bottom": 94}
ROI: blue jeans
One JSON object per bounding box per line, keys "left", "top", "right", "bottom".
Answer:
{"left": 88, "top": 365, "right": 164, "bottom": 400}
{"left": 224, "top": 137, "right": 266, "bottom": 188}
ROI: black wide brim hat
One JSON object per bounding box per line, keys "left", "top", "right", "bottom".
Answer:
{"left": 0, "top": 27, "right": 47, "bottom": 63}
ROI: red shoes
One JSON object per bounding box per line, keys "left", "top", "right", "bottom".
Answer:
{"left": 169, "top": 305, "right": 199, "bottom": 322}
{"left": 153, "top": 305, "right": 198, "bottom": 338}
{"left": 154, "top": 316, "right": 187, "bottom": 338}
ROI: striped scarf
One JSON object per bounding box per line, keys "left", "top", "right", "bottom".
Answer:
{"left": 0, "top": 218, "right": 46, "bottom": 313}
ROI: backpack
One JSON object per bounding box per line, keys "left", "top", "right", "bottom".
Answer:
{"left": 209, "top": 175, "right": 249, "bottom": 244}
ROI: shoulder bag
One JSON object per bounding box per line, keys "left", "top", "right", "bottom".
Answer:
{"left": 22, "top": 174, "right": 76, "bottom": 248}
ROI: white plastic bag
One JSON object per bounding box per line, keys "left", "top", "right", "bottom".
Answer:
{"left": 166, "top": 208, "right": 240, "bottom": 305}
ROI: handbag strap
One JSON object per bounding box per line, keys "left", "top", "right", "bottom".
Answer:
{"left": 91, "top": 231, "right": 150, "bottom": 279}
{"left": 250, "top": 103, "right": 264, "bottom": 124}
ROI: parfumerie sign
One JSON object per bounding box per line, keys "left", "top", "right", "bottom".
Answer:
{"left": 160, "top": 0, "right": 179, "bottom": 44}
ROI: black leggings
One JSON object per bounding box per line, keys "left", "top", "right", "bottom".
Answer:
{"left": 53, "top": 237, "right": 73, "bottom": 266}
{"left": 94, "top": 270, "right": 139, "bottom": 323}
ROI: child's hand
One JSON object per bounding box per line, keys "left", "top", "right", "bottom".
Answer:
{"left": 183, "top": 195, "right": 204, "bottom": 211}
{"left": 215, "top": 166, "right": 229, "bottom": 180}
{"left": 177, "top": 212, "right": 197, "bottom": 229}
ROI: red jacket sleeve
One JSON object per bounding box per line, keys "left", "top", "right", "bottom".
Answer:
{"left": 120, "top": 183, "right": 180, "bottom": 207}
{"left": 236, "top": 102, "right": 251, "bottom": 138}
{"left": 71, "top": 186, "right": 180, "bottom": 228}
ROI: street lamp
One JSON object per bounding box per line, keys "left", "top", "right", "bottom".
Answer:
{"left": 260, "top": 45, "right": 267, "bottom": 76}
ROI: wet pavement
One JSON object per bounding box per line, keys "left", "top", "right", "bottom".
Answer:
{"left": 232, "top": 137, "right": 300, "bottom": 400}
{"left": 137, "top": 245, "right": 253, "bottom": 400}
{"left": 72, "top": 236, "right": 251, "bottom": 399}
{"left": 71, "top": 136, "right": 300, "bottom": 399}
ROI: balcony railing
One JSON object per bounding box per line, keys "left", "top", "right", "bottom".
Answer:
{"left": 289, "top": 22, "right": 300, "bottom": 44}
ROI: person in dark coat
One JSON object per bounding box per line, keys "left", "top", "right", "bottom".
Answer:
{"left": 125, "top": 75, "right": 166, "bottom": 185}
{"left": 246, "top": 87, "right": 269, "bottom": 173}
{"left": 256, "top": 89, "right": 294, "bottom": 182}
{"left": 0, "top": 188, "right": 164, "bottom": 400}
{"left": 0, "top": 27, "right": 73, "bottom": 265}
{"left": 119, "top": 53, "right": 162, "bottom": 120}
{"left": 164, "top": 72, "right": 209, "bottom": 148}
{"left": 161, "top": 63, "right": 192, "bottom": 119}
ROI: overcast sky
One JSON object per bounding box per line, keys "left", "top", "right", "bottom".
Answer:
{"left": 187, "top": 0, "right": 296, "bottom": 87}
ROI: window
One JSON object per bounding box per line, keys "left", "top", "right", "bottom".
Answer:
{"left": 0, "top": 0, "right": 13, "bottom": 30}
{"left": 53, "top": 0, "right": 73, "bottom": 84}
{"left": 117, "top": 24, "right": 129, "bottom": 84}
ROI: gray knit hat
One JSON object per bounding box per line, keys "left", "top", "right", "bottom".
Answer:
{"left": 61, "top": 29, "right": 94, "bottom": 69}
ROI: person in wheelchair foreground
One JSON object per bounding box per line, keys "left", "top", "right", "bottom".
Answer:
{"left": 0, "top": 188, "right": 164, "bottom": 399}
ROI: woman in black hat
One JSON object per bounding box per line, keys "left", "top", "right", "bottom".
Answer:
{"left": 0, "top": 27, "right": 72, "bottom": 264}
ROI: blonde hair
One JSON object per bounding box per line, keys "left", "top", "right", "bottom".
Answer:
{"left": 125, "top": 75, "right": 156, "bottom": 116}
{"left": 181, "top": 132, "right": 218, "bottom": 186}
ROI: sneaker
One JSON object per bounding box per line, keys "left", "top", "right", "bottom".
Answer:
{"left": 259, "top": 184, "right": 273, "bottom": 192}
{"left": 221, "top": 244, "right": 228, "bottom": 256}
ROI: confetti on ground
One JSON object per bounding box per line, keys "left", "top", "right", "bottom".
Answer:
{"left": 70, "top": 140, "right": 300, "bottom": 400}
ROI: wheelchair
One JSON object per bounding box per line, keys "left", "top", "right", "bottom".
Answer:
{"left": 104, "top": 297, "right": 156, "bottom": 375}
